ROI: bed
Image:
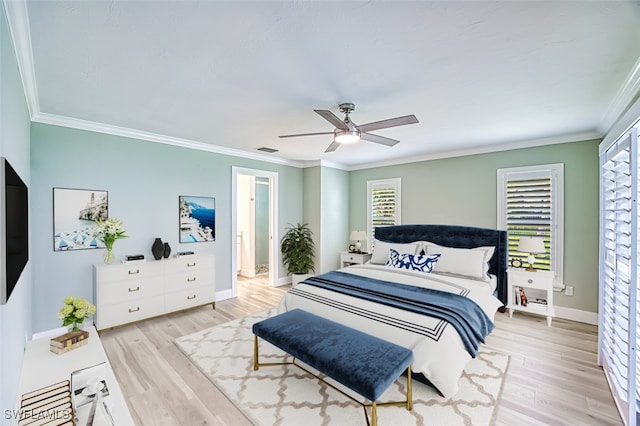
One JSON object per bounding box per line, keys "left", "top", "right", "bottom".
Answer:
{"left": 278, "top": 224, "right": 507, "bottom": 398}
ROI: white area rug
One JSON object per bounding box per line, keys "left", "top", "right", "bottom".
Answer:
{"left": 174, "top": 309, "right": 508, "bottom": 426}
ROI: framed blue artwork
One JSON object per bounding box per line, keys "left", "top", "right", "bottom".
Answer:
{"left": 179, "top": 195, "right": 215, "bottom": 243}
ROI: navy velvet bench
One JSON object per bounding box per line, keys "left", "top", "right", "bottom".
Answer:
{"left": 252, "top": 309, "right": 413, "bottom": 426}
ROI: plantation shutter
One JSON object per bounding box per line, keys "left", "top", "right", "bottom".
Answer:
{"left": 498, "top": 164, "right": 563, "bottom": 284}
{"left": 367, "top": 178, "right": 401, "bottom": 251}
{"left": 599, "top": 128, "right": 638, "bottom": 426}
{"left": 505, "top": 176, "right": 553, "bottom": 270}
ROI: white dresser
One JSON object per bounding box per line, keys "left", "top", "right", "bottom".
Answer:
{"left": 93, "top": 254, "right": 215, "bottom": 330}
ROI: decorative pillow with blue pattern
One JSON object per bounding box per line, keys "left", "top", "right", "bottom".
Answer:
{"left": 386, "top": 248, "right": 441, "bottom": 273}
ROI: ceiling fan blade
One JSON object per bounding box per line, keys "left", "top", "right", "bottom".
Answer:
{"left": 357, "top": 114, "right": 419, "bottom": 133}
{"left": 325, "top": 141, "right": 341, "bottom": 153}
{"left": 361, "top": 132, "right": 400, "bottom": 147}
{"left": 314, "top": 110, "right": 349, "bottom": 131}
{"left": 278, "top": 131, "right": 334, "bottom": 138}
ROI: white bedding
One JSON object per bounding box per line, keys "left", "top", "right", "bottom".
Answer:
{"left": 277, "top": 264, "right": 503, "bottom": 398}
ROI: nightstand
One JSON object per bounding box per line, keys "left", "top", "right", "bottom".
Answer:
{"left": 507, "top": 267, "right": 555, "bottom": 326}
{"left": 340, "top": 251, "right": 372, "bottom": 268}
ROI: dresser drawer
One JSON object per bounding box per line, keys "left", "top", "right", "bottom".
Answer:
{"left": 165, "top": 255, "right": 215, "bottom": 273}
{"left": 97, "top": 277, "right": 164, "bottom": 305}
{"left": 508, "top": 271, "right": 552, "bottom": 290}
{"left": 96, "top": 295, "right": 165, "bottom": 330}
{"left": 165, "top": 287, "right": 215, "bottom": 312}
{"left": 164, "top": 270, "right": 214, "bottom": 292}
{"left": 94, "top": 262, "right": 150, "bottom": 283}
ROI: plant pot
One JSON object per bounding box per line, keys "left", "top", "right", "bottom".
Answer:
{"left": 291, "top": 273, "right": 311, "bottom": 287}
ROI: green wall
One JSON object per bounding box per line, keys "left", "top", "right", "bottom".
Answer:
{"left": 320, "top": 166, "right": 349, "bottom": 272}
{"left": 0, "top": 5, "right": 32, "bottom": 416}
{"left": 30, "top": 123, "right": 303, "bottom": 332}
{"left": 349, "top": 139, "right": 600, "bottom": 313}
{"left": 302, "top": 165, "right": 350, "bottom": 274}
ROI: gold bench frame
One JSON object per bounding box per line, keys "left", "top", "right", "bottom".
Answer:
{"left": 253, "top": 335, "right": 413, "bottom": 426}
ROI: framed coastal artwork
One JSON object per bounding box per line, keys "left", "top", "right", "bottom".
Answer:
{"left": 179, "top": 195, "right": 215, "bottom": 243}
{"left": 53, "top": 188, "right": 108, "bottom": 251}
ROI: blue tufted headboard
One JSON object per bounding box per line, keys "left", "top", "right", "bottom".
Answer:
{"left": 374, "top": 224, "right": 508, "bottom": 306}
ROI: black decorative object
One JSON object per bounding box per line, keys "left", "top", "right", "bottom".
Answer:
{"left": 151, "top": 238, "right": 164, "bottom": 260}
{"left": 163, "top": 242, "right": 171, "bottom": 258}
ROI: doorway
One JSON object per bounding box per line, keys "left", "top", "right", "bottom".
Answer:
{"left": 231, "top": 167, "right": 278, "bottom": 297}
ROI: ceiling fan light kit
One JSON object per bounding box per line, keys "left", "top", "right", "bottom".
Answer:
{"left": 279, "top": 102, "right": 419, "bottom": 153}
{"left": 334, "top": 130, "right": 361, "bottom": 144}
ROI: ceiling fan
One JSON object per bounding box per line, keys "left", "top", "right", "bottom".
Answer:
{"left": 278, "top": 103, "right": 419, "bottom": 153}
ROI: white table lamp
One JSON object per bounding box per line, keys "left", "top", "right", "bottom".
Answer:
{"left": 517, "top": 236, "right": 546, "bottom": 272}
{"left": 350, "top": 230, "right": 367, "bottom": 253}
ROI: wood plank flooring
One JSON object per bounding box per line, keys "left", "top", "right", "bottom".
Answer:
{"left": 99, "top": 276, "right": 622, "bottom": 425}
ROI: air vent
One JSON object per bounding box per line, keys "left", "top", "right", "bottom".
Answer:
{"left": 257, "top": 147, "right": 278, "bottom": 153}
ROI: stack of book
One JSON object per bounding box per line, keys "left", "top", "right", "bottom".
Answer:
{"left": 49, "top": 330, "right": 90, "bottom": 355}
{"left": 18, "top": 380, "right": 73, "bottom": 425}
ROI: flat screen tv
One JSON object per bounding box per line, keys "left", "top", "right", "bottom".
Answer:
{"left": 1, "top": 157, "right": 28, "bottom": 305}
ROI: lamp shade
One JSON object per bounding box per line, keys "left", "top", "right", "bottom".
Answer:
{"left": 517, "top": 236, "right": 545, "bottom": 254}
{"left": 350, "top": 230, "right": 367, "bottom": 241}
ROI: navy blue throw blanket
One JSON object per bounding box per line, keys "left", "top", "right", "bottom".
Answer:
{"left": 302, "top": 271, "right": 494, "bottom": 358}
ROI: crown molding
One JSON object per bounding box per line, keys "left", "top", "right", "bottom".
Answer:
{"left": 346, "top": 130, "right": 603, "bottom": 171}
{"left": 3, "top": 0, "right": 38, "bottom": 118}
{"left": 300, "top": 160, "right": 350, "bottom": 171}
{"left": 32, "top": 112, "right": 304, "bottom": 167}
{"left": 600, "top": 56, "right": 640, "bottom": 136}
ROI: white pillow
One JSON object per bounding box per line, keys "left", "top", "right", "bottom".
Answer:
{"left": 370, "top": 239, "right": 420, "bottom": 265}
{"left": 423, "top": 242, "right": 495, "bottom": 280}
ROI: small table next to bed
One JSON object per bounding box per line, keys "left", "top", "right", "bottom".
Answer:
{"left": 340, "top": 251, "right": 372, "bottom": 267}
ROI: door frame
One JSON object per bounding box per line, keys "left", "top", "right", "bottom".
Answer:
{"left": 231, "top": 167, "right": 278, "bottom": 296}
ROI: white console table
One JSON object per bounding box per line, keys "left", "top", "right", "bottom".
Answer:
{"left": 15, "top": 326, "right": 133, "bottom": 425}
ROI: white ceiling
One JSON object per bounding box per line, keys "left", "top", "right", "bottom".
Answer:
{"left": 7, "top": 1, "right": 640, "bottom": 168}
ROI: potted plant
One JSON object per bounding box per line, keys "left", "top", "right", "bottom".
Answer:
{"left": 281, "top": 223, "right": 316, "bottom": 286}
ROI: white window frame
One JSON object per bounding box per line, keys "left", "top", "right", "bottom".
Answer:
{"left": 497, "top": 164, "right": 564, "bottom": 288}
{"left": 367, "top": 178, "right": 401, "bottom": 253}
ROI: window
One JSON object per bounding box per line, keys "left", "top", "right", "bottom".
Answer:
{"left": 497, "top": 164, "right": 564, "bottom": 287}
{"left": 599, "top": 127, "right": 638, "bottom": 426}
{"left": 367, "top": 178, "right": 401, "bottom": 252}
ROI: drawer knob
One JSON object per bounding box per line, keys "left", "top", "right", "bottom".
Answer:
{"left": 128, "top": 269, "right": 140, "bottom": 275}
{"left": 128, "top": 286, "right": 140, "bottom": 292}
{"left": 128, "top": 307, "right": 140, "bottom": 313}
{"left": 187, "top": 277, "right": 196, "bottom": 282}
{"left": 187, "top": 262, "right": 196, "bottom": 267}
{"left": 187, "top": 294, "right": 196, "bottom": 300}
{"left": 527, "top": 279, "right": 533, "bottom": 284}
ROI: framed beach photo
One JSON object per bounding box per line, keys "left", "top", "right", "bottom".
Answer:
{"left": 179, "top": 195, "right": 215, "bottom": 243}
{"left": 53, "top": 188, "right": 108, "bottom": 251}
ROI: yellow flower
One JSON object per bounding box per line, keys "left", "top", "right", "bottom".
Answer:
{"left": 74, "top": 298, "right": 88, "bottom": 309}
{"left": 58, "top": 296, "right": 97, "bottom": 327}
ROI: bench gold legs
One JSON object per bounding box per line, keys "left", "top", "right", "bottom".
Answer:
{"left": 254, "top": 334, "right": 413, "bottom": 426}
{"left": 254, "top": 335, "right": 293, "bottom": 370}
{"left": 367, "top": 366, "right": 412, "bottom": 425}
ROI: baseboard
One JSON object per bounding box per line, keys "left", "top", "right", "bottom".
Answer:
{"left": 554, "top": 306, "right": 598, "bottom": 325}
{"left": 273, "top": 276, "right": 292, "bottom": 287}
{"left": 216, "top": 288, "right": 235, "bottom": 301}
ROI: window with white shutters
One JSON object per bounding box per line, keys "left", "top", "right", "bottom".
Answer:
{"left": 367, "top": 178, "right": 401, "bottom": 252}
{"left": 497, "top": 164, "right": 564, "bottom": 285}
{"left": 599, "top": 127, "right": 638, "bottom": 426}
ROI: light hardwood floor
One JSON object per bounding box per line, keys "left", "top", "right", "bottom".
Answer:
{"left": 100, "top": 277, "right": 622, "bottom": 425}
